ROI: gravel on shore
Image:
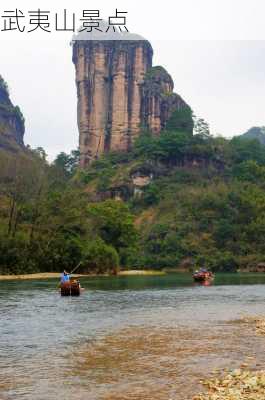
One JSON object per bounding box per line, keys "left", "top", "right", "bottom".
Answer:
{"left": 193, "top": 369, "right": 265, "bottom": 400}
{"left": 193, "top": 317, "right": 265, "bottom": 400}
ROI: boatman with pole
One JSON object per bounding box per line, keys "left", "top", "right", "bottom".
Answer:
{"left": 60, "top": 270, "right": 70, "bottom": 284}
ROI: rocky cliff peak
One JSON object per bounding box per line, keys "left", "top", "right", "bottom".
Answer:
{"left": 72, "top": 36, "right": 192, "bottom": 167}
{"left": 141, "top": 66, "right": 193, "bottom": 135}
{"left": 143, "top": 66, "right": 174, "bottom": 93}
{"left": 0, "top": 75, "right": 25, "bottom": 147}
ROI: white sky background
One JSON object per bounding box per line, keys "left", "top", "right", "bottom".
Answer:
{"left": 1, "top": 0, "right": 265, "bottom": 159}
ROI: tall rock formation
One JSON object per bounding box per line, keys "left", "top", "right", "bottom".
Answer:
{"left": 72, "top": 35, "right": 192, "bottom": 168}
{"left": 0, "top": 76, "right": 24, "bottom": 147}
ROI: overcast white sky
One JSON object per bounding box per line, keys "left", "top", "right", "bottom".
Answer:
{"left": 1, "top": 1, "right": 265, "bottom": 159}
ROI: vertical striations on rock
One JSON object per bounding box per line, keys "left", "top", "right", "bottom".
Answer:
{"left": 72, "top": 35, "right": 192, "bottom": 168}
{"left": 0, "top": 75, "right": 25, "bottom": 147}
{"left": 73, "top": 39, "right": 152, "bottom": 167}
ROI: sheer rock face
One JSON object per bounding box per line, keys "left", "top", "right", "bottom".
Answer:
{"left": 0, "top": 81, "right": 24, "bottom": 146}
{"left": 73, "top": 40, "right": 152, "bottom": 167}
{"left": 73, "top": 39, "right": 191, "bottom": 168}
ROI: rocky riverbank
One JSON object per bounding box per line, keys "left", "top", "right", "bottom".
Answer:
{"left": 193, "top": 317, "right": 265, "bottom": 400}
{"left": 194, "top": 369, "right": 265, "bottom": 400}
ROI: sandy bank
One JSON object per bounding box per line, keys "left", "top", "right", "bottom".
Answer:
{"left": 0, "top": 270, "right": 165, "bottom": 281}
{"left": 0, "top": 272, "right": 88, "bottom": 281}
{"left": 118, "top": 270, "right": 165, "bottom": 276}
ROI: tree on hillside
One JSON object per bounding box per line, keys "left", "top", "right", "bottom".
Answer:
{"left": 87, "top": 199, "right": 138, "bottom": 265}
{"left": 53, "top": 149, "right": 80, "bottom": 177}
{"left": 193, "top": 116, "right": 211, "bottom": 139}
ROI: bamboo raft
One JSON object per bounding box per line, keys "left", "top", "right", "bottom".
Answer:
{"left": 60, "top": 279, "right": 81, "bottom": 296}
{"left": 193, "top": 270, "right": 214, "bottom": 282}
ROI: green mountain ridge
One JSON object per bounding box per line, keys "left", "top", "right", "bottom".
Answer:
{"left": 239, "top": 126, "right": 265, "bottom": 145}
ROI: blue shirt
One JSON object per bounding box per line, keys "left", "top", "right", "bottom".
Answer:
{"left": 61, "top": 273, "right": 70, "bottom": 283}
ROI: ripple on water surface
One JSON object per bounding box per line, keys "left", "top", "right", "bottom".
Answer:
{"left": 1, "top": 273, "right": 265, "bottom": 399}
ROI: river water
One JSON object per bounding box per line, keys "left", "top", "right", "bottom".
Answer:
{"left": 1, "top": 273, "right": 265, "bottom": 400}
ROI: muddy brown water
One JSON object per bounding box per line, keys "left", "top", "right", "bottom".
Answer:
{"left": 1, "top": 273, "right": 265, "bottom": 399}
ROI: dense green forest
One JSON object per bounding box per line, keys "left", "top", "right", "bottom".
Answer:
{"left": 1, "top": 118, "right": 265, "bottom": 274}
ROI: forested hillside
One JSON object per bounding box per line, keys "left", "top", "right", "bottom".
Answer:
{"left": 77, "top": 126, "right": 265, "bottom": 273}
{"left": 1, "top": 119, "right": 265, "bottom": 274}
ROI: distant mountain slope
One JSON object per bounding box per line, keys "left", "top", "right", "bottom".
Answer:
{"left": 239, "top": 127, "right": 265, "bottom": 145}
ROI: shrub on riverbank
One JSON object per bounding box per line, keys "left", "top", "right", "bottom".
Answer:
{"left": 82, "top": 239, "right": 120, "bottom": 274}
